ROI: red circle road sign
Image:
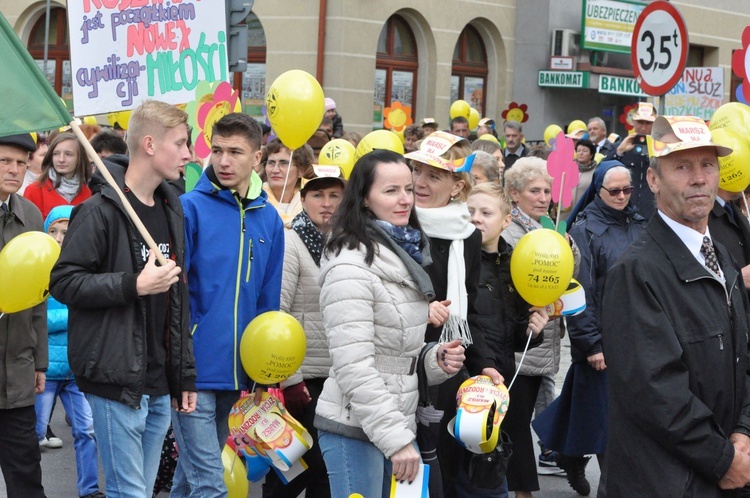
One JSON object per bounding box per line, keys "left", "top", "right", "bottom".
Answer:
{"left": 631, "top": 1, "right": 689, "bottom": 96}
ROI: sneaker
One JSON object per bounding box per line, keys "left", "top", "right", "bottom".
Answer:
{"left": 558, "top": 455, "right": 591, "bottom": 496}
{"left": 538, "top": 450, "right": 566, "bottom": 476}
{"left": 40, "top": 436, "right": 63, "bottom": 449}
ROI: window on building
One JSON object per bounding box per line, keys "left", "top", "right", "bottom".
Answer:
{"left": 374, "top": 15, "right": 418, "bottom": 129}
{"left": 452, "top": 25, "right": 488, "bottom": 116}
{"left": 28, "top": 7, "right": 72, "bottom": 107}
{"left": 234, "top": 12, "right": 267, "bottom": 120}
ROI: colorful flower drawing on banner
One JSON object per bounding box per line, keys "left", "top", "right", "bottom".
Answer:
{"left": 732, "top": 26, "right": 750, "bottom": 105}
{"left": 383, "top": 101, "right": 413, "bottom": 132}
{"left": 185, "top": 81, "right": 242, "bottom": 159}
{"left": 619, "top": 104, "right": 637, "bottom": 131}
{"left": 501, "top": 102, "right": 529, "bottom": 123}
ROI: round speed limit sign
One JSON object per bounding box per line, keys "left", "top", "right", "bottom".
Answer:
{"left": 631, "top": 1, "right": 689, "bottom": 96}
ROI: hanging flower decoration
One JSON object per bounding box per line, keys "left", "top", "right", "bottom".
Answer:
{"left": 732, "top": 26, "right": 750, "bottom": 104}
{"left": 619, "top": 104, "right": 637, "bottom": 131}
{"left": 501, "top": 102, "right": 529, "bottom": 123}
{"left": 185, "top": 81, "right": 243, "bottom": 159}
{"left": 383, "top": 101, "right": 413, "bottom": 132}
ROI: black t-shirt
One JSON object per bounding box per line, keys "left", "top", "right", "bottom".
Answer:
{"left": 126, "top": 187, "right": 170, "bottom": 396}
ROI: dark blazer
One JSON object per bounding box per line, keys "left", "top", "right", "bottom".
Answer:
{"left": 602, "top": 214, "right": 750, "bottom": 497}
{"left": 709, "top": 200, "right": 750, "bottom": 271}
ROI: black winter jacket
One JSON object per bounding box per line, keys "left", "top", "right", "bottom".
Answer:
{"left": 602, "top": 214, "right": 750, "bottom": 497}
{"left": 475, "top": 238, "right": 542, "bottom": 379}
{"left": 50, "top": 157, "right": 196, "bottom": 409}
{"left": 605, "top": 143, "right": 654, "bottom": 220}
{"left": 567, "top": 197, "right": 645, "bottom": 363}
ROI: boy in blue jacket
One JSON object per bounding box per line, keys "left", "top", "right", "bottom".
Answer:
{"left": 173, "top": 113, "right": 285, "bottom": 497}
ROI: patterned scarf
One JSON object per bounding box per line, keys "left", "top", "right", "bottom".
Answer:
{"left": 510, "top": 205, "right": 540, "bottom": 233}
{"left": 291, "top": 210, "right": 324, "bottom": 267}
{"left": 374, "top": 219, "right": 423, "bottom": 264}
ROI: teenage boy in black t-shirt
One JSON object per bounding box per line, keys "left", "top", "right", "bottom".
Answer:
{"left": 51, "top": 100, "right": 197, "bottom": 497}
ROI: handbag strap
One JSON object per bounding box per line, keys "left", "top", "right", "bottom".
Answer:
{"left": 417, "top": 342, "right": 437, "bottom": 405}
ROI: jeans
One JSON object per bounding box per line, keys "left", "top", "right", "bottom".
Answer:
{"left": 35, "top": 380, "right": 99, "bottom": 496}
{"left": 0, "top": 405, "right": 45, "bottom": 498}
{"left": 170, "top": 390, "right": 241, "bottom": 498}
{"left": 318, "top": 430, "right": 393, "bottom": 498}
{"left": 86, "top": 393, "right": 171, "bottom": 498}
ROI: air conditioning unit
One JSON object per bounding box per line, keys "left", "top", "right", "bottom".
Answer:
{"left": 551, "top": 29, "right": 580, "bottom": 57}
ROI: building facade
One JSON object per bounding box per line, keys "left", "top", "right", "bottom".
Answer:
{"left": 0, "top": 0, "right": 747, "bottom": 140}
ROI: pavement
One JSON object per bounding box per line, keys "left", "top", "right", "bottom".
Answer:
{"left": 1, "top": 335, "right": 597, "bottom": 497}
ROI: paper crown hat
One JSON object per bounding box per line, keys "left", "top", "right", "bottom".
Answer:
{"left": 650, "top": 115, "right": 732, "bottom": 158}
{"left": 404, "top": 130, "right": 475, "bottom": 173}
{"left": 447, "top": 375, "right": 510, "bottom": 454}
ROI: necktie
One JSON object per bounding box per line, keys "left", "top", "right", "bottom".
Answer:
{"left": 1, "top": 202, "right": 8, "bottom": 215}
{"left": 725, "top": 202, "right": 737, "bottom": 223}
{"left": 701, "top": 236, "right": 721, "bottom": 275}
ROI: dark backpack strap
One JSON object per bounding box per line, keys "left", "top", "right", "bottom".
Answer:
{"left": 418, "top": 342, "right": 437, "bottom": 405}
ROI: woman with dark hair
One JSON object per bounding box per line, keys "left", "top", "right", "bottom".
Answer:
{"left": 534, "top": 161, "right": 646, "bottom": 496}
{"left": 24, "top": 132, "right": 92, "bottom": 218}
{"left": 560, "top": 138, "right": 598, "bottom": 221}
{"left": 263, "top": 138, "right": 314, "bottom": 228}
{"left": 263, "top": 168, "right": 346, "bottom": 498}
{"left": 315, "top": 150, "right": 465, "bottom": 498}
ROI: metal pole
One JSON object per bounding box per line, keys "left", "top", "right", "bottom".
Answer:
{"left": 42, "top": 0, "right": 50, "bottom": 75}
{"left": 658, "top": 93, "right": 665, "bottom": 117}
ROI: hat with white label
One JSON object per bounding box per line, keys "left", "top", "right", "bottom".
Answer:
{"left": 650, "top": 115, "right": 732, "bottom": 158}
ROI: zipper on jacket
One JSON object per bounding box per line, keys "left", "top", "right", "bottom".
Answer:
{"left": 233, "top": 198, "right": 246, "bottom": 390}
{"left": 345, "top": 402, "right": 351, "bottom": 420}
{"left": 480, "top": 282, "right": 493, "bottom": 292}
{"left": 190, "top": 323, "right": 197, "bottom": 336}
{"left": 245, "top": 239, "right": 253, "bottom": 282}
{"left": 718, "top": 334, "right": 724, "bottom": 350}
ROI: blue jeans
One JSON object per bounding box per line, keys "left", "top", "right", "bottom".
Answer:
{"left": 170, "top": 390, "right": 241, "bottom": 498}
{"left": 35, "top": 380, "right": 99, "bottom": 496}
{"left": 86, "top": 393, "right": 171, "bottom": 498}
{"left": 318, "top": 430, "right": 393, "bottom": 498}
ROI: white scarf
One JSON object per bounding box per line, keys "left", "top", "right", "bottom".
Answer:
{"left": 416, "top": 201, "right": 476, "bottom": 345}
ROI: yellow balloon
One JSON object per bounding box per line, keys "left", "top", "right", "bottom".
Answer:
{"left": 544, "top": 124, "right": 563, "bottom": 148}
{"left": 266, "top": 70, "right": 325, "bottom": 150}
{"left": 468, "top": 108, "right": 480, "bottom": 130}
{"left": 319, "top": 139, "right": 357, "bottom": 179}
{"left": 354, "top": 130, "right": 405, "bottom": 162}
{"left": 240, "top": 311, "right": 306, "bottom": 384}
{"left": 708, "top": 102, "right": 750, "bottom": 132}
{"left": 0, "top": 232, "right": 60, "bottom": 313}
{"left": 450, "top": 100, "right": 471, "bottom": 120}
{"left": 106, "top": 111, "right": 132, "bottom": 130}
{"left": 711, "top": 127, "right": 750, "bottom": 192}
{"left": 510, "top": 229, "right": 574, "bottom": 307}
{"left": 567, "top": 120, "right": 587, "bottom": 134}
{"left": 478, "top": 134, "right": 500, "bottom": 145}
{"left": 222, "top": 445, "right": 249, "bottom": 498}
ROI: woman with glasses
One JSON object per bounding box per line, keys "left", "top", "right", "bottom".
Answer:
{"left": 263, "top": 138, "right": 314, "bottom": 228}
{"left": 501, "top": 157, "right": 580, "bottom": 498}
{"left": 534, "top": 161, "right": 646, "bottom": 496}
{"left": 23, "top": 132, "right": 91, "bottom": 218}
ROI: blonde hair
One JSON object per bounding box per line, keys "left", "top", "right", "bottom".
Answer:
{"left": 127, "top": 100, "right": 188, "bottom": 156}
{"left": 470, "top": 182, "right": 511, "bottom": 217}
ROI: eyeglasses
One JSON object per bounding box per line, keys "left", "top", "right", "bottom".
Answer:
{"left": 601, "top": 186, "right": 634, "bottom": 197}
{"left": 266, "top": 160, "right": 290, "bottom": 169}
{"left": 0, "top": 157, "right": 29, "bottom": 169}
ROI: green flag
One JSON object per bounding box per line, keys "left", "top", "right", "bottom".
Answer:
{"left": 0, "top": 11, "right": 71, "bottom": 138}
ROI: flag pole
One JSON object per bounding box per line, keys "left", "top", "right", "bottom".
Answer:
{"left": 68, "top": 120, "right": 169, "bottom": 266}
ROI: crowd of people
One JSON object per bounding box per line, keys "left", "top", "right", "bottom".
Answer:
{"left": 2, "top": 96, "right": 750, "bottom": 498}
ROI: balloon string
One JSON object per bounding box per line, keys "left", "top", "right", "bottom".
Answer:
{"left": 743, "top": 193, "right": 750, "bottom": 222}
{"left": 508, "top": 325, "right": 534, "bottom": 391}
{"left": 555, "top": 171, "right": 566, "bottom": 231}
{"left": 279, "top": 149, "right": 294, "bottom": 214}
{"left": 0, "top": 312, "right": 4, "bottom": 320}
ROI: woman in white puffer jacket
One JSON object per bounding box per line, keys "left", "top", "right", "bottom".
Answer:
{"left": 314, "top": 150, "right": 465, "bottom": 498}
